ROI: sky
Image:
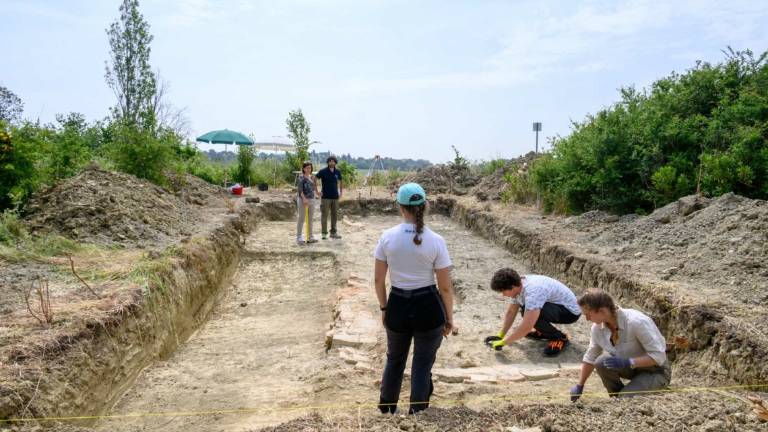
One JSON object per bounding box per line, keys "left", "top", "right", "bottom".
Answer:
{"left": 2, "top": 0, "right": 767, "bottom": 163}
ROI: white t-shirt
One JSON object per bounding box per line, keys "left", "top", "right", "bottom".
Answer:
{"left": 373, "top": 223, "right": 452, "bottom": 289}
{"left": 510, "top": 275, "right": 581, "bottom": 315}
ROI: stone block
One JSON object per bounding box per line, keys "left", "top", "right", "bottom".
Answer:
{"left": 331, "top": 332, "right": 377, "bottom": 349}
{"left": 432, "top": 368, "right": 470, "bottom": 383}
{"left": 519, "top": 369, "right": 559, "bottom": 381}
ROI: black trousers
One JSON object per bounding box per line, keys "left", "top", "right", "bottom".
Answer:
{"left": 379, "top": 286, "right": 446, "bottom": 414}
{"left": 521, "top": 302, "right": 580, "bottom": 338}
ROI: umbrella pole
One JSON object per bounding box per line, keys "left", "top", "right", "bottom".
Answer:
{"left": 224, "top": 143, "right": 228, "bottom": 188}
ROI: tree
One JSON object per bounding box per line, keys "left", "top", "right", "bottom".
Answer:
{"left": 0, "top": 86, "right": 23, "bottom": 124}
{"left": 285, "top": 109, "right": 312, "bottom": 172}
{"left": 152, "top": 71, "right": 190, "bottom": 136}
{"left": 233, "top": 144, "right": 255, "bottom": 186}
{"left": 0, "top": 122, "right": 37, "bottom": 210}
{"left": 105, "top": 0, "right": 156, "bottom": 129}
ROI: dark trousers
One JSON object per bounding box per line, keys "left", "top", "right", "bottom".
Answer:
{"left": 320, "top": 198, "right": 339, "bottom": 234}
{"left": 380, "top": 286, "right": 446, "bottom": 414}
{"left": 521, "top": 302, "right": 580, "bottom": 339}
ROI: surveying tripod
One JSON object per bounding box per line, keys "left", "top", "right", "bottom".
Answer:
{"left": 358, "top": 155, "right": 386, "bottom": 198}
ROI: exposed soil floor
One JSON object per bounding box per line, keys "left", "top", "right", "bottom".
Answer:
{"left": 86, "top": 214, "right": 597, "bottom": 431}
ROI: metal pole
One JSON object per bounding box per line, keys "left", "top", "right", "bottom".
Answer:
{"left": 535, "top": 130, "right": 539, "bottom": 155}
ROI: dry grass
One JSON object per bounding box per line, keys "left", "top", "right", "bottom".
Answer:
{"left": 0, "top": 246, "right": 147, "bottom": 367}
{"left": 21, "top": 279, "right": 54, "bottom": 327}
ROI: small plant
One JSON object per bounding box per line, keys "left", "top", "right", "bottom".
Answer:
{"left": 449, "top": 145, "right": 469, "bottom": 172}
{"left": 68, "top": 255, "right": 101, "bottom": 298}
{"left": 225, "top": 199, "right": 236, "bottom": 214}
{"left": 22, "top": 279, "right": 54, "bottom": 326}
{"left": 0, "top": 209, "right": 28, "bottom": 245}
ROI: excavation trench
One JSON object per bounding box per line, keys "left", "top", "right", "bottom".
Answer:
{"left": 5, "top": 197, "right": 757, "bottom": 431}
{"left": 86, "top": 205, "right": 597, "bottom": 431}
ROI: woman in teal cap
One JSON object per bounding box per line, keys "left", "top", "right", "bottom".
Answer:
{"left": 374, "top": 182, "right": 455, "bottom": 414}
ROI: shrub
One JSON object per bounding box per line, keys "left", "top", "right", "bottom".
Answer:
{"left": 0, "top": 122, "right": 38, "bottom": 210}
{"left": 531, "top": 48, "right": 768, "bottom": 214}
{"left": 232, "top": 144, "right": 255, "bottom": 186}
{"left": 0, "top": 209, "right": 28, "bottom": 245}
{"left": 337, "top": 160, "right": 358, "bottom": 185}
{"left": 107, "top": 122, "right": 176, "bottom": 185}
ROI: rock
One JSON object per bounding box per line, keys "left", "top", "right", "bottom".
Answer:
{"left": 677, "top": 194, "right": 711, "bottom": 216}
{"left": 633, "top": 252, "right": 644, "bottom": 258}
{"left": 432, "top": 368, "right": 470, "bottom": 383}
{"left": 330, "top": 332, "right": 377, "bottom": 349}
{"left": 239, "top": 302, "right": 247, "bottom": 307}
{"left": 245, "top": 197, "right": 261, "bottom": 203}
{"left": 518, "top": 368, "right": 559, "bottom": 381}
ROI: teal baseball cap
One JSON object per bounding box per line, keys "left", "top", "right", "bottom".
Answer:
{"left": 397, "top": 183, "right": 426, "bottom": 205}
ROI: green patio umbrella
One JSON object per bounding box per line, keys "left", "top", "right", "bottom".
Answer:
{"left": 196, "top": 129, "right": 254, "bottom": 186}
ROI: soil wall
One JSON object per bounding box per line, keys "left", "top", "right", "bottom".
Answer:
{"left": 0, "top": 202, "right": 294, "bottom": 426}
{"left": 425, "top": 196, "right": 767, "bottom": 386}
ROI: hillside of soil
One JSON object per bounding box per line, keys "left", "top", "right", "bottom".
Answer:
{"left": 23, "top": 166, "right": 228, "bottom": 248}
{"left": 564, "top": 193, "right": 768, "bottom": 308}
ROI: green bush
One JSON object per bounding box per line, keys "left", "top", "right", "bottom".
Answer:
{"left": 502, "top": 170, "right": 536, "bottom": 205}
{"left": 0, "top": 122, "right": 39, "bottom": 209}
{"left": 337, "top": 160, "right": 358, "bottom": 185}
{"left": 107, "top": 122, "right": 176, "bottom": 185}
{"left": 0, "top": 209, "right": 28, "bottom": 246}
{"left": 46, "top": 113, "right": 93, "bottom": 181}
{"left": 232, "top": 144, "right": 255, "bottom": 186}
{"left": 479, "top": 158, "right": 509, "bottom": 176}
{"left": 531, "top": 48, "right": 768, "bottom": 214}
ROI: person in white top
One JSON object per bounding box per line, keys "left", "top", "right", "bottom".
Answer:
{"left": 374, "top": 183, "right": 455, "bottom": 414}
{"left": 485, "top": 269, "right": 581, "bottom": 357}
{"left": 570, "top": 289, "right": 671, "bottom": 401}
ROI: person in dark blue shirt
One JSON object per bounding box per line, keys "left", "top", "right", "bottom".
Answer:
{"left": 315, "top": 156, "right": 343, "bottom": 239}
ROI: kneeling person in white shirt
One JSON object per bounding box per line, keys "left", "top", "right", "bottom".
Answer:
{"left": 485, "top": 268, "right": 581, "bottom": 357}
{"left": 570, "top": 289, "right": 671, "bottom": 401}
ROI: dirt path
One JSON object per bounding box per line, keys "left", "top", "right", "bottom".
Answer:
{"left": 92, "top": 213, "right": 600, "bottom": 431}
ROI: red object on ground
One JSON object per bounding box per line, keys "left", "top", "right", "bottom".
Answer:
{"left": 231, "top": 185, "right": 243, "bottom": 195}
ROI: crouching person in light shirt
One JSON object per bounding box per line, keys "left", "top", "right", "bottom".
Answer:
{"left": 570, "top": 289, "right": 671, "bottom": 401}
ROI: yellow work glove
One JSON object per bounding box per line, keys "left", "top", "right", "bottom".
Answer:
{"left": 483, "top": 331, "right": 505, "bottom": 346}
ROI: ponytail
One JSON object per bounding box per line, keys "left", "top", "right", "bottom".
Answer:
{"left": 401, "top": 203, "right": 426, "bottom": 245}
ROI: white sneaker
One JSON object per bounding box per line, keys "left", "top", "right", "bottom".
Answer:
{"left": 296, "top": 238, "right": 306, "bottom": 245}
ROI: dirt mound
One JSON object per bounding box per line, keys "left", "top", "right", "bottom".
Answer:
{"left": 470, "top": 152, "right": 538, "bottom": 201}
{"left": 23, "top": 167, "right": 228, "bottom": 248}
{"left": 572, "top": 193, "right": 768, "bottom": 306}
{"left": 257, "top": 392, "right": 765, "bottom": 431}
{"left": 399, "top": 165, "right": 481, "bottom": 196}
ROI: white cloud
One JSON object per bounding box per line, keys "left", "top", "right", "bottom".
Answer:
{"left": 167, "top": 0, "right": 227, "bottom": 27}
{"left": 314, "top": 0, "right": 767, "bottom": 96}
